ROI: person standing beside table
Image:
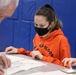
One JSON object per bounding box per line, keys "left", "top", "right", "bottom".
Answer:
{"left": 0, "top": 0, "right": 19, "bottom": 75}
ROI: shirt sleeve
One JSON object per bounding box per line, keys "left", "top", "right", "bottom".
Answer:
{"left": 42, "top": 55, "right": 69, "bottom": 68}
{"left": 17, "top": 48, "right": 31, "bottom": 56}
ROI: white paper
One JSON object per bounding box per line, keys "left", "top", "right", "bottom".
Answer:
{"left": 20, "top": 59, "right": 46, "bottom": 70}
{"left": 6, "top": 55, "right": 46, "bottom": 75}
{"left": 26, "top": 72, "right": 44, "bottom": 75}
{"left": 6, "top": 55, "right": 25, "bottom": 62}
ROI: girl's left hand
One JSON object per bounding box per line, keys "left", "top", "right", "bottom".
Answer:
{"left": 30, "top": 51, "right": 43, "bottom": 60}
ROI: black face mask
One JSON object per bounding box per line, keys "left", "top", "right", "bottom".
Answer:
{"left": 34, "top": 26, "right": 49, "bottom": 36}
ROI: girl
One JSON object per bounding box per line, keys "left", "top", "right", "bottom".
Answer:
{"left": 5, "top": 4, "right": 71, "bottom": 67}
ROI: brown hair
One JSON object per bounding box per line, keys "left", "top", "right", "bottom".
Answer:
{"left": 35, "top": 4, "right": 62, "bottom": 32}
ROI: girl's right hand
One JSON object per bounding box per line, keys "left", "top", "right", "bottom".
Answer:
{"left": 5, "top": 46, "right": 18, "bottom": 54}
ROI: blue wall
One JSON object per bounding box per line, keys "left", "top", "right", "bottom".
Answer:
{"left": 0, "top": 0, "right": 76, "bottom": 57}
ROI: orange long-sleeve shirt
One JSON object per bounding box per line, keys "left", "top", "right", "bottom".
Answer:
{"left": 18, "top": 28, "right": 71, "bottom": 67}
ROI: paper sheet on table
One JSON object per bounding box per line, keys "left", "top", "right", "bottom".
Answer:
{"left": 26, "top": 72, "right": 44, "bottom": 75}
{"left": 44, "top": 70, "right": 74, "bottom": 75}
{"left": 6, "top": 55, "right": 25, "bottom": 62}
{"left": 6, "top": 55, "right": 46, "bottom": 75}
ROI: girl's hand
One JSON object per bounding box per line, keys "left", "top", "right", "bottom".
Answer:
{"left": 5, "top": 46, "right": 18, "bottom": 54}
{"left": 30, "top": 51, "right": 43, "bottom": 60}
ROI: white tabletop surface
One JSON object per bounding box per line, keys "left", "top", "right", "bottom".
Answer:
{"left": 0, "top": 52, "right": 76, "bottom": 75}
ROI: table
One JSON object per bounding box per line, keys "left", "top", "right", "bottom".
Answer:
{"left": 0, "top": 52, "right": 76, "bottom": 75}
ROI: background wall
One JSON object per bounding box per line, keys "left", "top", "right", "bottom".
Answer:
{"left": 0, "top": 0, "right": 76, "bottom": 57}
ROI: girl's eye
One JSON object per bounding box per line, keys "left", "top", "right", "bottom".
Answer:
{"left": 34, "top": 24, "right": 45, "bottom": 28}
{"left": 35, "top": 24, "right": 38, "bottom": 26}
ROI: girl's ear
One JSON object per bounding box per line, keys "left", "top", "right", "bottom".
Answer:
{"left": 49, "top": 22, "right": 54, "bottom": 28}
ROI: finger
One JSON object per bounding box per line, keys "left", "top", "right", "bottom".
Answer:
{"left": 6, "top": 58, "right": 11, "bottom": 68}
{"left": 35, "top": 55, "right": 40, "bottom": 59}
{"left": 0, "top": 71, "right": 4, "bottom": 75}
{"left": 72, "top": 63, "right": 76, "bottom": 66}
{"left": 0, "top": 67, "right": 4, "bottom": 73}
{"left": 31, "top": 54, "right": 36, "bottom": 59}
{"left": 33, "top": 55, "right": 36, "bottom": 59}
{"left": 65, "top": 60, "right": 70, "bottom": 67}
{"left": 30, "top": 51, "right": 35, "bottom": 56}
{"left": 62, "top": 58, "right": 70, "bottom": 66}
{"left": 6, "top": 48, "right": 12, "bottom": 53}
{"left": 31, "top": 54, "right": 35, "bottom": 59}
{"left": 5, "top": 46, "right": 13, "bottom": 53}
{"left": 1, "top": 55, "right": 8, "bottom": 68}
{"left": 3, "top": 57, "right": 11, "bottom": 69}
{"left": 30, "top": 52, "right": 32, "bottom": 56}
{"left": 7, "top": 51, "right": 13, "bottom": 54}
{"left": 5, "top": 46, "right": 12, "bottom": 51}
{"left": 30, "top": 51, "right": 38, "bottom": 59}
{"left": 62, "top": 58, "right": 68, "bottom": 62}
{"left": 69, "top": 60, "right": 74, "bottom": 68}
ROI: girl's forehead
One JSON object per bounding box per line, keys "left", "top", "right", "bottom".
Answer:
{"left": 34, "top": 16, "right": 48, "bottom": 23}
{"left": 34, "top": 15, "right": 47, "bottom": 19}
